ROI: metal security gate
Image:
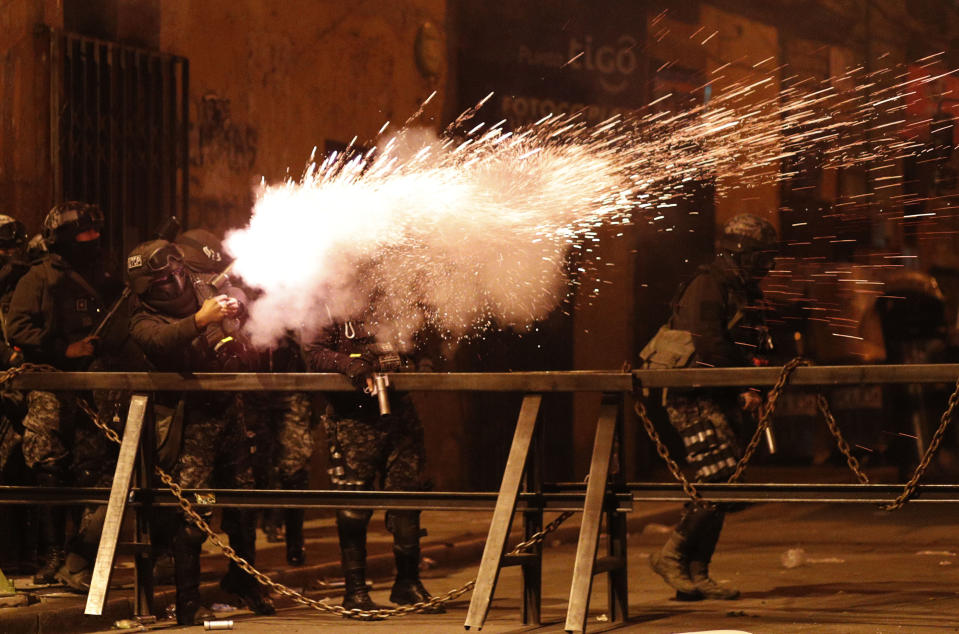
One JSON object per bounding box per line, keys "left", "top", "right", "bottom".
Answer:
{"left": 50, "top": 30, "right": 188, "bottom": 258}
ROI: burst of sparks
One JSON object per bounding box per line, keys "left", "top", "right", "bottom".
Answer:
{"left": 225, "top": 52, "right": 958, "bottom": 351}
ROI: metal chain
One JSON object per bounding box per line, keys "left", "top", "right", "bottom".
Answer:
{"left": 633, "top": 357, "right": 809, "bottom": 506}
{"left": 815, "top": 394, "right": 870, "bottom": 485}
{"left": 505, "top": 511, "right": 575, "bottom": 555}
{"left": 633, "top": 395, "right": 709, "bottom": 507}
{"left": 64, "top": 372, "right": 574, "bottom": 620}
{"left": 879, "top": 375, "right": 959, "bottom": 511}
{"left": 727, "top": 357, "right": 809, "bottom": 483}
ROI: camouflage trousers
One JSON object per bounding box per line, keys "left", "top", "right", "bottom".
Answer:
{"left": 665, "top": 394, "right": 743, "bottom": 483}
{"left": 323, "top": 394, "right": 428, "bottom": 492}
{"left": 244, "top": 392, "right": 313, "bottom": 486}
{"left": 174, "top": 398, "right": 255, "bottom": 491}
{"left": 21, "top": 390, "right": 117, "bottom": 484}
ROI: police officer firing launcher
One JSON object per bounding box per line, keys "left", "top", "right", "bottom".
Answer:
{"left": 126, "top": 239, "right": 274, "bottom": 625}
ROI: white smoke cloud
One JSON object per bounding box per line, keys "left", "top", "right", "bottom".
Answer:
{"left": 224, "top": 124, "right": 632, "bottom": 349}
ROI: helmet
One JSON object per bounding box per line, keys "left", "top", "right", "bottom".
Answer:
{"left": 718, "top": 213, "right": 778, "bottom": 279}
{"left": 126, "top": 239, "right": 196, "bottom": 317}
{"left": 719, "top": 214, "right": 778, "bottom": 252}
{"left": 42, "top": 201, "right": 104, "bottom": 246}
{"left": 175, "top": 228, "right": 233, "bottom": 274}
{"left": 0, "top": 215, "right": 28, "bottom": 250}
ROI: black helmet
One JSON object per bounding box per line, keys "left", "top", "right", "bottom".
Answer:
{"left": 719, "top": 214, "right": 778, "bottom": 253}
{"left": 126, "top": 239, "right": 196, "bottom": 317}
{"left": 42, "top": 201, "right": 104, "bottom": 246}
{"left": 175, "top": 228, "right": 232, "bottom": 274}
{"left": 0, "top": 215, "right": 28, "bottom": 250}
{"left": 718, "top": 213, "right": 778, "bottom": 279}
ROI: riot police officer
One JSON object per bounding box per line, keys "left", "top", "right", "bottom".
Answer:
{"left": 305, "top": 320, "right": 440, "bottom": 614}
{"left": 7, "top": 201, "right": 122, "bottom": 589}
{"left": 646, "top": 213, "right": 777, "bottom": 601}
{"left": 126, "top": 239, "right": 274, "bottom": 625}
{"left": 0, "top": 215, "right": 31, "bottom": 568}
{"left": 176, "top": 228, "right": 314, "bottom": 566}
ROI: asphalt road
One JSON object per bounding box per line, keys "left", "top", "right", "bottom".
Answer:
{"left": 93, "top": 501, "right": 959, "bottom": 633}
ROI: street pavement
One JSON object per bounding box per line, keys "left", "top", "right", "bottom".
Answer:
{"left": 5, "top": 495, "right": 959, "bottom": 632}
{"left": 75, "top": 500, "right": 959, "bottom": 633}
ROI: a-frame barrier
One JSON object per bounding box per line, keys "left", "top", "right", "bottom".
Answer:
{"left": 85, "top": 393, "right": 155, "bottom": 620}
{"left": 84, "top": 387, "right": 629, "bottom": 632}
{"left": 465, "top": 392, "right": 630, "bottom": 632}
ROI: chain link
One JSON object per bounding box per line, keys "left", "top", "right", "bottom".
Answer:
{"left": 727, "top": 357, "right": 809, "bottom": 483}
{"left": 878, "top": 375, "right": 959, "bottom": 510}
{"left": 816, "top": 394, "right": 870, "bottom": 485}
{"left": 633, "top": 357, "right": 808, "bottom": 507}
{"left": 633, "top": 358, "right": 959, "bottom": 512}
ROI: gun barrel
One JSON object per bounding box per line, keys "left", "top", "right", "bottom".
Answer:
{"left": 209, "top": 261, "right": 236, "bottom": 290}
{"left": 764, "top": 424, "right": 777, "bottom": 454}
{"left": 374, "top": 373, "right": 391, "bottom": 415}
{"left": 91, "top": 287, "right": 132, "bottom": 339}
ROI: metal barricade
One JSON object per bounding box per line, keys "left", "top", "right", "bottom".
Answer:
{"left": 4, "top": 364, "right": 959, "bottom": 632}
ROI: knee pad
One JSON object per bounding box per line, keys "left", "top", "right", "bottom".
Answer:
{"left": 386, "top": 510, "right": 424, "bottom": 543}
{"left": 336, "top": 508, "right": 372, "bottom": 534}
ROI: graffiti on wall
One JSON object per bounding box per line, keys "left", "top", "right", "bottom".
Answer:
{"left": 195, "top": 93, "right": 258, "bottom": 171}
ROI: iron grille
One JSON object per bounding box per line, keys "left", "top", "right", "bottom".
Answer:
{"left": 49, "top": 29, "right": 188, "bottom": 258}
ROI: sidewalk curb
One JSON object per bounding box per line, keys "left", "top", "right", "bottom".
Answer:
{"left": 0, "top": 504, "right": 682, "bottom": 633}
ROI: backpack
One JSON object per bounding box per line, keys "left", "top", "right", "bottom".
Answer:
{"left": 638, "top": 325, "right": 695, "bottom": 370}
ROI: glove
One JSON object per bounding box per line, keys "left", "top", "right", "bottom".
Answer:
{"left": 344, "top": 354, "right": 377, "bottom": 392}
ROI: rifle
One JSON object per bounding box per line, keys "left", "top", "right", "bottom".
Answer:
{"left": 92, "top": 216, "right": 182, "bottom": 339}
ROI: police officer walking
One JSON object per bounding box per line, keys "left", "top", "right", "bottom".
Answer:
{"left": 305, "top": 320, "right": 441, "bottom": 614}
{"left": 646, "top": 213, "right": 778, "bottom": 601}
{"left": 7, "top": 201, "right": 122, "bottom": 589}
{"left": 126, "top": 238, "right": 274, "bottom": 625}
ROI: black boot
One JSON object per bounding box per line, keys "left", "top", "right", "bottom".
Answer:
{"left": 342, "top": 567, "right": 385, "bottom": 615}
{"left": 55, "top": 552, "right": 92, "bottom": 592}
{"left": 221, "top": 510, "right": 275, "bottom": 616}
{"left": 33, "top": 471, "right": 66, "bottom": 585}
{"left": 33, "top": 547, "right": 64, "bottom": 586}
{"left": 389, "top": 543, "right": 445, "bottom": 613}
{"left": 687, "top": 511, "right": 739, "bottom": 600}
{"left": 649, "top": 530, "right": 701, "bottom": 598}
{"left": 173, "top": 528, "right": 214, "bottom": 626}
{"left": 285, "top": 509, "right": 305, "bottom": 566}
{"left": 386, "top": 510, "right": 444, "bottom": 613}
{"left": 337, "top": 509, "right": 384, "bottom": 616}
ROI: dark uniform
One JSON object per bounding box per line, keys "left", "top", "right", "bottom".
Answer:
{"left": 0, "top": 215, "right": 31, "bottom": 475}
{"left": 305, "top": 319, "right": 437, "bottom": 613}
{"left": 175, "top": 228, "right": 315, "bottom": 566}
{"left": 648, "top": 213, "right": 777, "bottom": 601}
{"left": 7, "top": 202, "right": 121, "bottom": 589}
{"left": 244, "top": 341, "right": 313, "bottom": 565}
{"left": 126, "top": 238, "right": 274, "bottom": 625}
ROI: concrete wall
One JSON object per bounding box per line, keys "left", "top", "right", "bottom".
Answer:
{"left": 157, "top": 0, "right": 449, "bottom": 235}
{"left": 0, "top": 0, "right": 62, "bottom": 232}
